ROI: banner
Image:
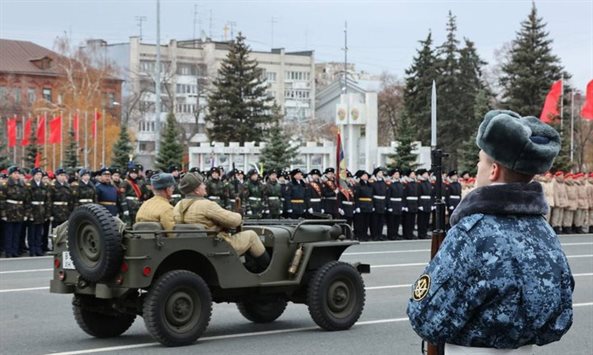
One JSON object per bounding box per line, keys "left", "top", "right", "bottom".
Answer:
{"left": 7, "top": 116, "right": 17, "bottom": 148}
{"left": 581, "top": 80, "right": 593, "bottom": 121}
{"left": 21, "top": 117, "right": 32, "bottom": 146}
{"left": 49, "top": 116, "right": 62, "bottom": 144}
{"left": 37, "top": 116, "right": 46, "bottom": 144}
{"left": 540, "top": 80, "right": 562, "bottom": 123}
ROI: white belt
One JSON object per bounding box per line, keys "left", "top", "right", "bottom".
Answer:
{"left": 342, "top": 201, "right": 354, "bottom": 205}
{"left": 309, "top": 198, "right": 321, "bottom": 202}
{"left": 31, "top": 201, "right": 45, "bottom": 205}
{"left": 208, "top": 196, "right": 220, "bottom": 200}
{"left": 248, "top": 197, "right": 261, "bottom": 201}
{"left": 325, "top": 196, "right": 337, "bottom": 200}
{"left": 373, "top": 195, "right": 386, "bottom": 200}
{"left": 445, "top": 344, "right": 534, "bottom": 355}
{"left": 390, "top": 198, "right": 402, "bottom": 201}
{"left": 6, "top": 199, "right": 23, "bottom": 205}
{"left": 268, "top": 196, "right": 280, "bottom": 200}
{"left": 171, "top": 194, "right": 182, "bottom": 198}
{"left": 125, "top": 196, "right": 138, "bottom": 201}
{"left": 449, "top": 195, "right": 461, "bottom": 199}
{"left": 79, "top": 199, "right": 93, "bottom": 203}
{"left": 53, "top": 201, "right": 69, "bottom": 206}
{"left": 406, "top": 197, "right": 418, "bottom": 200}
{"left": 420, "top": 196, "right": 431, "bottom": 200}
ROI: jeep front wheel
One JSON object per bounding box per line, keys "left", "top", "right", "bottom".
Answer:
{"left": 72, "top": 295, "right": 136, "bottom": 338}
{"left": 307, "top": 261, "right": 365, "bottom": 331}
{"left": 237, "top": 298, "right": 288, "bottom": 323}
{"left": 143, "top": 270, "right": 212, "bottom": 347}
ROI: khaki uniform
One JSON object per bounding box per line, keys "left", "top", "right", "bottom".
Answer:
{"left": 562, "top": 181, "right": 578, "bottom": 228}
{"left": 173, "top": 196, "right": 265, "bottom": 257}
{"left": 551, "top": 180, "right": 567, "bottom": 228}
{"left": 588, "top": 181, "right": 593, "bottom": 230}
{"left": 540, "top": 179, "right": 554, "bottom": 221}
{"left": 136, "top": 195, "right": 175, "bottom": 235}
{"left": 574, "top": 181, "right": 589, "bottom": 232}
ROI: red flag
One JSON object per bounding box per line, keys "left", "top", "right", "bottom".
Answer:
{"left": 92, "top": 111, "right": 101, "bottom": 138}
{"left": 540, "top": 80, "right": 563, "bottom": 123}
{"left": 7, "top": 116, "right": 17, "bottom": 148}
{"left": 37, "top": 116, "right": 46, "bottom": 144}
{"left": 21, "top": 117, "right": 32, "bottom": 146}
{"left": 581, "top": 80, "right": 593, "bottom": 121}
{"left": 73, "top": 113, "right": 79, "bottom": 141}
{"left": 49, "top": 116, "right": 62, "bottom": 144}
{"left": 34, "top": 151, "right": 41, "bottom": 168}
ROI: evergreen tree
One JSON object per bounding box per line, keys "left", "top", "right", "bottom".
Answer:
{"left": 63, "top": 128, "right": 78, "bottom": 168}
{"left": 388, "top": 114, "right": 418, "bottom": 170}
{"left": 499, "top": 2, "right": 567, "bottom": 116}
{"left": 457, "top": 38, "right": 488, "bottom": 138}
{"left": 258, "top": 122, "right": 300, "bottom": 172}
{"left": 551, "top": 123, "right": 573, "bottom": 172}
{"left": 0, "top": 118, "right": 12, "bottom": 170}
{"left": 457, "top": 88, "right": 491, "bottom": 176}
{"left": 111, "top": 124, "right": 134, "bottom": 170}
{"left": 155, "top": 112, "right": 184, "bottom": 171}
{"left": 206, "top": 33, "right": 278, "bottom": 144}
{"left": 403, "top": 30, "right": 439, "bottom": 145}
{"left": 24, "top": 122, "right": 41, "bottom": 169}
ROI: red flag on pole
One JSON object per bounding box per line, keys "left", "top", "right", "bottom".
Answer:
{"left": 73, "top": 113, "right": 79, "bottom": 141}
{"left": 34, "top": 151, "right": 42, "bottom": 168}
{"left": 92, "top": 110, "right": 101, "bottom": 138}
{"left": 36, "top": 116, "right": 46, "bottom": 144}
{"left": 581, "top": 80, "right": 593, "bottom": 121}
{"left": 540, "top": 80, "right": 563, "bottom": 123}
{"left": 21, "top": 117, "right": 32, "bottom": 146}
{"left": 49, "top": 116, "right": 62, "bottom": 144}
{"left": 7, "top": 116, "right": 17, "bottom": 148}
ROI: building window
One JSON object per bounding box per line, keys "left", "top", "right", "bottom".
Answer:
{"left": 42, "top": 88, "right": 52, "bottom": 101}
{"left": 140, "top": 60, "right": 155, "bottom": 73}
{"left": 266, "top": 72, "right": 277, "bottom": 82}
{"left": 28, "top": 88, "right": 37, "bottom": 103}
{"left": 13, "top": 88, "right": 20, "bottom": 104}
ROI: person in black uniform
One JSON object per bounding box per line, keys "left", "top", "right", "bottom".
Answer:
{"left": 371, "top": 167, "right": 388, "bottom": 241}
{"left": 354, "top": 170, "right": 373, "bottom": 241}
{"left": 339, "top": 171, "right": 356, "bottom": 227}
{"left": 416, "top": 169, "right": 432, "bottom": 239}
{"left": 402, "top": 169, "right": 419, "bottom": 240}
{"left": 445, "top": 170, "right": 462, "bottom": 216}
{"left": 287, "top": 169, "right": 307, "bottom": 219}
{"left": 386, "top": 168, "right": 404, "bottom": 240}
{"left": 95, "top": 168, "right": 127, "bottom": 217}
{"left": 321, "top": 168, "right": 339, "bottom": 218}
{"left": 280, "top": 171, "right": 291, "bottom": 218}
{"left": 306, "top": 169, "right": 324, "bottom": 214}
{"left": 72, "top": 168, "right": 96, "bottom": 208}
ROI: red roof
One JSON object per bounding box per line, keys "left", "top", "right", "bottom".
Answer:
{"left": 0, "top": 39, "right": 63, "bottom": 76}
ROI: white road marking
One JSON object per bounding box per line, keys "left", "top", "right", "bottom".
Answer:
{"left": 567, "top": 254, "right": 593, "bottom": 259}
{"left": 0, "top": 286, "right": 49, "bottom": 293}
{"left": 344, "top": 249, "right": 427, "bottom": 255}
{"left": 0, "top": 268, "right": 52, "bottom": 274}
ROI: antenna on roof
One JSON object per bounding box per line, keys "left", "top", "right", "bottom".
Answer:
{"left": 135, "top": 16, "right": 147, "bottom": 40}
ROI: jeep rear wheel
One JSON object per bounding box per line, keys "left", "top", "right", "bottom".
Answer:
{"left": 237, "top": 298, "right": 288, "bottom": 323}
{"left": 307, "top": 261, "right": 365, "bottom": 331}
{"left": 68, "top": 204, "right": 123, "bottom": 282}
{"left": 72, "top": 295, "right": 136, "bottom": 338}
{"left": 143, "top": 270, "right": 212, "bottom": 347}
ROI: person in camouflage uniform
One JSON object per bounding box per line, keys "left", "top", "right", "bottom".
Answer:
{"left": 50, "top": 168, "right": 74, "bottom": 228}
{"left": 225, "top": 169, "right": 246, "bottom": 213}
{"left": 263, "top": 170, "right": 283, "bottom": 219}
{"left": 408, "top": 110, "right": 573, "bottom": 352}
{"left": 0, "top": 166, "right": 30, "bottom": 257}
{"left": 120, "top": 167, "right": 144, "bottom": 224}
{"left": 205, "top": 167, "right": 227, "bottom": 208}
{"left": 72, "top": 168, "right": 96, "bottom": 208}
{"left": 244, "top": 169, "right": 265, "bottom": 219}
{"left": 27, "top": 168, "right": 50, "bottom": 256}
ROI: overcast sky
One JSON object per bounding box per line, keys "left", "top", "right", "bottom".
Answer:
{"left": 2, "top": 0, "right": 592, "bottom": 94}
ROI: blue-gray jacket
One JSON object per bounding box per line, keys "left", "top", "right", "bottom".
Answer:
{"left": 407, "top": 182, "right": 574, "bottom": 349}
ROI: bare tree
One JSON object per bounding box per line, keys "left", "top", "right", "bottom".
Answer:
{"left": 377, "top": 72, "right": 405, "bottom": 146}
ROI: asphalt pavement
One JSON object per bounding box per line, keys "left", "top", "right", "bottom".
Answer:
{"left": 0, "top": 234, "right": 591, "bottom": 355}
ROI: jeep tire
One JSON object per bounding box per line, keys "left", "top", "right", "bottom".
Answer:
{"left": 143, "top": 270, "right": 212, "bottom": 347}
{"left": 237, "top": 298, "right": 288, "bottom": 323}
{"left": 72, "top": 295, "right": 136, "bottom": 338}
{"left": 68, "top": 204, "right": 123, "bottom": 282}
{"left": 307, "top": 261, "right": 365, "bottom": 331}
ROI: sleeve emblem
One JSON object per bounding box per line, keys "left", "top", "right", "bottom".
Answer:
{"left": 413, "top": 274, "right": 431, "bottom": 301}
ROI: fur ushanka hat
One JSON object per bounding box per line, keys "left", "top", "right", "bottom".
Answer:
{"left": 476, "top": 110, "right": 561, "bottom": 175}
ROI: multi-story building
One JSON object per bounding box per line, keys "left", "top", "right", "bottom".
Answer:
{"left": 104, "top": 36, "right": 315, "bottom": 168}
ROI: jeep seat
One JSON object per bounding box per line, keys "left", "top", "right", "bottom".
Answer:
{"left": 133, "top": 222, "right": 163, "bottom": 231}
{"left": 173, "top": 224, "right": 208, "bottom": 238}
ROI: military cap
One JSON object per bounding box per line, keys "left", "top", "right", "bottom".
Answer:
{"left": 324, "top": 167, "right": 335, "bottom": 174}
{"left": 168, "top": 165, "right": 180, "bottom": 173}
{"left": 179, "top": 172, "right": 204, "bottom": 194}
{"left": 217, "top": 166, "right": 225, "bottom": 172}
{"left": 388, "top": 167, "right": 401, "bottom": 176}
{"left": 110, "top": 167, "right": 121, "bottom": 175}
{"left": 290, "top": 168, "right": 303, "bottom": 177}
{"left": 209, "top": 166, "right": 221, "bottom": 175}
{"left": 100, "top": 167, "right": 111, "bottom": 175}
{"left": 79, "top": 168, "right": 91, "bottom": 177}
{"left": 372, "top": 167, "right": 386, "bottom": 176}
{"left": 280, "top": 170, "right": 290, "bottom": 179}
{"left": 7, "top": 165, "right": 20, "bottom": 175}
{"left": 127, "top": 167, "right": 139, "bottom": 174}
{"left": 401, "top": 168, "right": 413, "bottom": 177}
{"left": 416, "top": 168, "right": 428, "bottom": 176}
{"left": 136, "top": 163, "right": 144, "bottom": 171}
{"left": 236, "top": 169, "right": 244, "bottom": 175}
{"left": 355, "top": 170, "right": 369, "bottom": 179}
{"left": 31, "top": 167, "right": 43, "bottom": 176}
{"left": 309, "top": 169, "right": 321, "bottom": 176}
{"left": 151, "top": 173, "right": 175, "bottom": 190}
{"left": 55, "top": 168, "right": 67, "bottom": 176}
{"left": 460, "top": 171, "right": 470, "bottom": 178}
{"left": 447, "top": 170, "right": 458, "bottom": 178}
{"left": 189, "top": 167, "right": 200, "bottom": 173}
{"left": 476, "top": 110, "right": 561, "bottom": 175}
{"left": 247, "top": 169, "right": 259, "bottom": 177}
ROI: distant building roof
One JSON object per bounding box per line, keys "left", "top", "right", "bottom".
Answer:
{"left": 0, "top": 39, "right": 63, "bottom": 76}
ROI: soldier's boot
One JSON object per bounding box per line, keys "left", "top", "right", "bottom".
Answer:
{"left": 589, "top": 226, "right": 593, "bottom": 233}
{"left": 553, "top": 226, "right": 561, "bottom": 234}
{"left": 562, "top": 227, "right": 572, "bottom": 234}
{"left": 254, "top": 251, "right": 271, "bottom": 273}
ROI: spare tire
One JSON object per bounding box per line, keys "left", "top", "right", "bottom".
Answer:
{"left": 68, "top": 204, "right": 123, "bottom": 282}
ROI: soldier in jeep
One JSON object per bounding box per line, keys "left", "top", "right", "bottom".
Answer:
{"left": 136, "top": 173, "right": 176, "bottom": 235}
{"left": 174, "top": 172, "right": 271, "bottom": 272}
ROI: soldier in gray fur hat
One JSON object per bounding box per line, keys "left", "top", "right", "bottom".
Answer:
{"left": 408, "top": 110, "right": 573, "bottom": 354}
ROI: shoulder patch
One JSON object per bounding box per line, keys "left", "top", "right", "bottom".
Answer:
{"left": 412, "top": 274, "right": 431, "bottom": 301}
{"left": 456, "top": 213, "right": 485, "bottom": 232}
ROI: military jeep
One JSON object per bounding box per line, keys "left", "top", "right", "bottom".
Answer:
{"left": 50, "top": 204, "right": 370, "bottom": 347}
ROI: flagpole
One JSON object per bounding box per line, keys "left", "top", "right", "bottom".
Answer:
{"left": 59, "top": 110, "right": 64, "bottom": 165}
{"left": 570, "top": 89, "right": 574, "bottom": 162}
{"left": 21, "top": 114, "right": 25, "bottom": 166}
{"left": 76, "top": 109, "right": 80, "bottom": 165}
{"left": 52, "top": 114, "right": 56, "bottom": 171}
{"left": 102, "top": 108, "right": 106, "bottom": 167}
{"left": 13, "top": 115, "right": 17, "bottom": 164}
{"left": 84, "top": 111, "right": 88, "bottom": 168}
{"left": 560, "top": 74, "right": 564, "bottom": 131}
{"left": 94, "top": 108, "right": 98, "bottom": 169}
{"left": 44, "top": 111, "right": 48, "bottom": 169}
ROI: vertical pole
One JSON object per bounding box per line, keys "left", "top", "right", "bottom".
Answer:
{"left": 44, "top": 111, "right": 48, "bottom": 168}
{"left": 570, "top": 89, "right": 574, "bottom": 162}
{"left": 52, "top": 114, "right": 56, "bottom": 171}
{"left": 84, "top": 110, "right": 88, "bottom": 168}
{"left": 560, "top": 74, "right": 564, "bottom": 131}
{"left": 76, "top": 109, "right": 80, "bottom": 165}
{"left": 21, "top": 114, "right": 25, "bottom": 166}
{"left": 155, "top": 0, "right": 162, "bottom": 155}
{"left": 94, "top": 108, "right": 98, "bottom": 169}
{"left": 102, "top": 108, "right": 106, "bottom": 166}
{"left": 59, "top": 110, "right": 63, "bottom": 165}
